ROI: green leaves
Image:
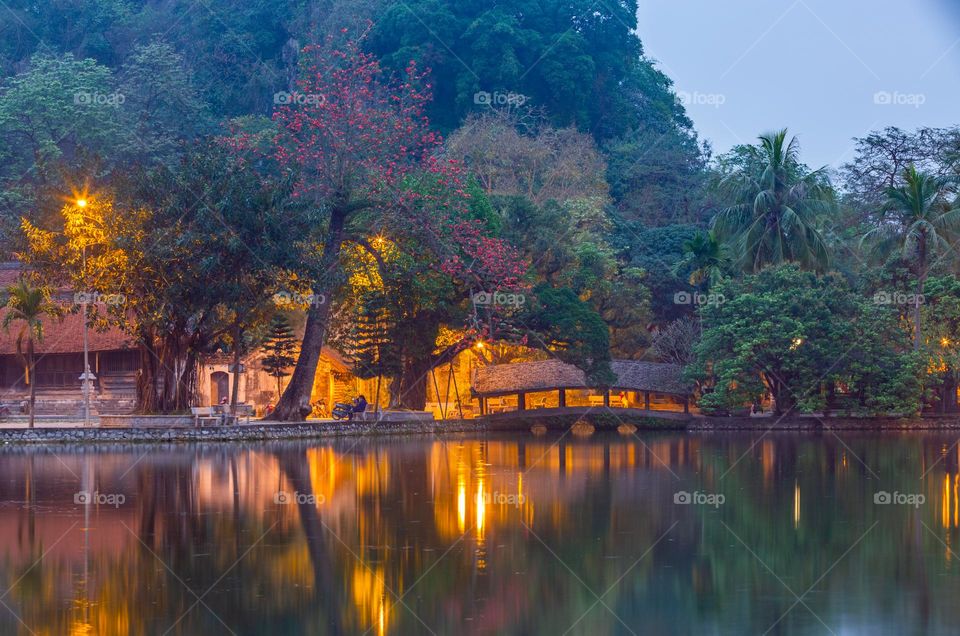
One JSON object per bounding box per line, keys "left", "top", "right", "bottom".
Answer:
{"left": 712, "top": 129, "right": 835, "bottom": 273}
{"left": 690, "top": 265, "right": 922, "bottom": 416}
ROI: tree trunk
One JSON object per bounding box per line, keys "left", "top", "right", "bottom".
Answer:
{"left": 230, "top": 323, "right": 242, "bottom": 409}
{"left": 27, "top": 339, "right": 35, "bottom": 429}
{"left": 914, "top": 271, "right": 925, "bottom": 351}
{"left": 273, "top": 206, "right": 347, "bottom": 421}
{"left": 942, "top": 372, "right": 958, "bottom": 413}
{"left": 395, "top": 355, "right": 433, "bottom": 411}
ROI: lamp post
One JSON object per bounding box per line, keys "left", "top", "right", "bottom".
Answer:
{"left": 74, "top": 199, "right": 95, "bottom": 427}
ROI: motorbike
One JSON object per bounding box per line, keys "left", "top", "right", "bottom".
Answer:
{"left": 331, "top": 402, "right": 354, "bottom": 420}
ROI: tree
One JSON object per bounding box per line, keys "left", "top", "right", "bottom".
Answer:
{"left": 689, "top": 265, "right": 922, "bottom": 416}
{"left": 2, "top": 279, "right": 56, "bottom": 428}
{"left": 247, "top": 37, "right": 525, "bottom": 420}
{"left": 0, "top": 53, "right": 124, "bottom": 241}
{"left": 650, "top": 316, "right": 698, "bottom": 367}
{"left": 114, "top": 41, "right": 212, "bottom": 164}
{"left": 369, "top": 0, "right": 690, "bottom": 142}
{"left": 445, "top": 111, "right": 609, "bottom": 206}
{"left": 673, "top": 231, "right": 729, "bottom": 290}
{"left": 332, "top": 180, "right": 528, "bottom": 410}
{"left": 604, "top": 125, "right": 710, "bottom": 226}
{"left": 20, "top": 142, "right": 303, "bottom": 413}
{"left": 712, "top": 129, "right": 835, "bottom": 273}
{"left": 860, "top": 165, "right": 960, "bottom": 349}
{"left": 261, "top": 315, "right": 299, "bottom": 401}
{"left": 840, "top": 126, "right": 960, "bottom": 217}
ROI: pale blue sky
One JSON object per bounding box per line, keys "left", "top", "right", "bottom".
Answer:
{"left": 636, "top": 0, "right": 960, "bottom": 168}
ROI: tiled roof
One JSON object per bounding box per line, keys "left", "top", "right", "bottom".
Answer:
{"left": 473, "top": 359, "right": 691, "bottom": 396}
{"left": 0, "top": 311, "right": 132, "bottom": 355}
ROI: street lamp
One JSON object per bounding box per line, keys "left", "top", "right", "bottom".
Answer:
{"left": 71, "top": 197, "right": 96, "bottom": 427}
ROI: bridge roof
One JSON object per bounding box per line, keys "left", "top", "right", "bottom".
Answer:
{"left": 473, "top": 359, "right": 692, "bottom": 397}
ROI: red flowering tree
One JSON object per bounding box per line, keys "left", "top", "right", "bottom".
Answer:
{"left": 241, "top": 36, "right": 526, "bottom": 420}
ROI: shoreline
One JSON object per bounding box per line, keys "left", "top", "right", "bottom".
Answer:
{"left": 0, "top": 412, "right": 959, "bottom": 444}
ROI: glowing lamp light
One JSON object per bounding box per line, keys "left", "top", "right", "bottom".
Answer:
{"left": 75, "top": 198, "right": 87, "bottom": 208}
{"left": 475, "top": 341, "right": 485, "bottom": 350}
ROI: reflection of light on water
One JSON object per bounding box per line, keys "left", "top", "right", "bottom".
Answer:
{"left": 942, "top": 473, "right": 960, "bottom": 531}
{"left": 793, "top": 481, "right": 800, "bottom": 528}
{"left": 476, "top": 479, "right": 486, "bottom": 538}
{"left": 457, "top": 472, "right": 467, "bottom": 534}
{"left": 352, "top": 564, "right": 390, "bottom": 636}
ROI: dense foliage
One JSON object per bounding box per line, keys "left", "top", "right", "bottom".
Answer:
{"left": 1, "top": 0, "right": 959, "bottom": 416}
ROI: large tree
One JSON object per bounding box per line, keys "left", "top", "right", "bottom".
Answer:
{"left": 254, "top": 38, "right": 525, "bottom": 419}
{"left": 712, "top": 129, "right": 835, "bottom": 273}
{"left": 690, "top": 265, "right": 922, "bottom": 416}
{"left": 861, "top": 165, "right": 960, "bottom": 349}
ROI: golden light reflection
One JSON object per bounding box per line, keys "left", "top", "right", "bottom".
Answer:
{"left": 793, "top": 481, "right": 800, "bottom": 528}
{"left": 351, "top": 564, "right": 391, "bottom": 636}
{"left": 476, "top": 479, "right": 486, "bottom": 539}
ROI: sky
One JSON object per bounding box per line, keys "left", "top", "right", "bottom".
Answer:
{"left": 636, "top": 0, "right": 960, "bottom": 168}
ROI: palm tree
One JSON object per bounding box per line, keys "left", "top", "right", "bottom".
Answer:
{"left": 712, "top": 129, "right": 835, "bottom": 273}
{"left": 3, "top": 280, "right": 53, "bottom": 428}
{"left": 861, "top": 165, "right": 960, "bottom": 349}
{"left": 674, "top": 231, "right": 729, "bottom": 290}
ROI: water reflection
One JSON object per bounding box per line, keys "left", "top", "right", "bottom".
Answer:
{"left": 1, "top": 434, "right": 960, "bottom": 634}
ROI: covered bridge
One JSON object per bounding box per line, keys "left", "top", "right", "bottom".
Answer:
{"left": 472, "top": 359, "right": 693, "bottom": 415}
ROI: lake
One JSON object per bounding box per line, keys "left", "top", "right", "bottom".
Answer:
{"left": 0, "top": 431, "right": 957, "bottom": 635}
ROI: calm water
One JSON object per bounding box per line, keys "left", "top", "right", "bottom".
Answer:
{"left": 1, "top": 432, "right": 959, "bottom": 635}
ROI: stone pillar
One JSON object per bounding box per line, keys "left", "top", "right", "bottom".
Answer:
{"left": 518, "top": 392, "right": 526, "bottom": 411}
{"left": 644, "top": 391, "right": 651, "bottom": 411}
{"left": 558, "top": 389, "right": 566, "bottom": 408}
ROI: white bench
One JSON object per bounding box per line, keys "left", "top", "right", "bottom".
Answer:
{"left": 191, "top": 406, "right": 223, "bottom": 427}
{"left": 227, "top": 403, "right": 254, "bottom": 424}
